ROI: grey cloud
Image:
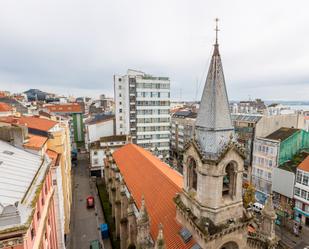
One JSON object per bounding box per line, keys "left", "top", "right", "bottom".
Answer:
{"left": 0, "top": 0, "right": 308, "bottom": 100}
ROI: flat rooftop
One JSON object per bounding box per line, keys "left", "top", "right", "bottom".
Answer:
{"left": 278, "top": 150, "right": 309, "bottom": 173}
{"left": 265, "top": 127, "right": 300, "bottom": 141}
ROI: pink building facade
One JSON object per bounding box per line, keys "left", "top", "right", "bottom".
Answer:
{"left": 0, "top": 141, "right": 59, "bottom": 249}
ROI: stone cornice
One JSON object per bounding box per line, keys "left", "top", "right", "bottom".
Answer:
{"left": 184, "top": 138, "right": 246, "bottom": 164}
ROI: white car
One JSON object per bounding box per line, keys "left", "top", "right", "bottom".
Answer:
{"left": 252, "top": 202, "right": 264, "bottom": 213}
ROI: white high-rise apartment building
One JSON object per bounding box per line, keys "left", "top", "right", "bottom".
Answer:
{"left": 114, "top": 69, "right": 170, "bottom": 159}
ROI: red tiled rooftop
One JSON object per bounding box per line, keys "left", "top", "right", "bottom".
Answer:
{"left": 45, "top": 103, "right": 82, "bottom": 113}
{"left": 24, "top": 134, "right": 48, "bottom": 150}
{"left": 298, "top": 156, "right": 309, "bottom": 172}
{"left": 113, "top": 144, "right": 195, "bottom": 249}
{"left": 0, "top": 92, "right": 8, "bottom": 97}
{"left": 0, "top": 116, "right": 58, "bottom": 131}
{"left": 46, "top": 149, "right": 60, "bottom": 166}
{"left": 0, "top": 102, "right": 12, "bottom": 112}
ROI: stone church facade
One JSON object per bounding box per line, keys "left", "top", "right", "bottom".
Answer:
{"left": 103, "top": 23, "right": 279, "bottom": 249}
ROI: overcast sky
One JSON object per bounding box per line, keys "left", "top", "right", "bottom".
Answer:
{"left": 0, "top": 0, "right": 308, "bottom": 101}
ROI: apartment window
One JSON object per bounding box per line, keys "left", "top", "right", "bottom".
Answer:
{"left": 296, "top": 171, "right": 302, "bottom": 184}
{"left": 94, "top": 151, "right": 98, "bottom": 156}
{"left": 119, "top": 93, "right": 122, "bottom": 97}
{"left": 94, "top": 159, "right": 98, "bottom": 164}
{"left": 270, "top": 147, "right": 273, "bottom": 154}
{"left": 119, "top": 109, "right": 122, "bottom": 113}
{"left": 295, "top": 200, "right": 302, "bottom": 209}
{"left": 301, "top": 189, "right": 307, "bottom": 199}
{"left": 257, "top": 168, "right": 263, "bottom": 177}
{"left": 303, "top": 173, "right": 309, "bottom": 186}
{"left": 295, "top": 187, "right": 301, "bottom": 197}
{"left": 118, "top": 78, "right": 122, "bottom": 82}
{"left": 31, "top": 228, "right": 36, "bottom": 240}
{"left": 152, "top": 92, "right": 159, "bottom": 98}
{"left": 268, "top": 160, "right": 273, "bottom": 167}
{"left": 161, "top": 92, "right": 169, "bottom": 98}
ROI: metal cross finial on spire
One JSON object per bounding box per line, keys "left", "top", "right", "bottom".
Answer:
{"left": 215, "top": 18, "right": 220, "bottom": 45}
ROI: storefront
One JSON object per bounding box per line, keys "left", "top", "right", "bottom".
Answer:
{"left": 294, "top": 207, "right": 309, "bottom": 226}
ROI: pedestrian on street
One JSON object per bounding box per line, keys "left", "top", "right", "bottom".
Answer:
{"left": 299, "top": 225, "right": 303, "bottom": 235}
{"left": 294, "top": 223, "right": 299, "bottom": 237}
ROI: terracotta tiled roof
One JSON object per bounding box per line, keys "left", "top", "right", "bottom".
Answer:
{"left": 0, "top": 116, "right": 58, "bottom": 131}
{"left": 46, "top": 149, "right": 60, "bottom": 166}
{"left": 0, "top": 102, "right": 12, "bottom": 112}
{"left": 298, "top": 156, "right": 309, "bottom": 172}
{"left": 113, "top": 144, "right": 195, "bottom": 249}
{"left": 170, "top": 107, "right": 182, "bottom": 114}
{"left": 45, "top": 103, "right": 82, "bottom": 113}
{"left": 24, "top": 134, "right": 48, "bottom": 150}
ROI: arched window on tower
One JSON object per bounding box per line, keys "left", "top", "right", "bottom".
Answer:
{"left": 222, "top": 162, "right": 237, "bottom": 197}
{"left": 187, "top": 158, "right": 198, "bottom": 191}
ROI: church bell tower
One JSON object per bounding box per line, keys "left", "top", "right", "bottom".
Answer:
{"left": 175, "top": 19, "right": 248, "bottom": 249}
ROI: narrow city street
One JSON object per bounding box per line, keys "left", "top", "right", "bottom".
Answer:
{"left": 70, "top": 158, "right": 112, "bottom": 249}
{"left": 276, "top": 224, "right": 309, "bottom": 249}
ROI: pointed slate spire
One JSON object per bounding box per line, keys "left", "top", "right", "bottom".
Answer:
{"left": 195, "top": 19, "right": 234, "bottom": 155}
{"left": 155, "top": 224, "right": 166, "bottom": 249}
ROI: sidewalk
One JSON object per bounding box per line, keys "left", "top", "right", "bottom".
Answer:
{"left": 89, "top": 177, "right": 112, "bottom": 249}
{"left": 276, "top": 221, "right": 309, "bottom": 248}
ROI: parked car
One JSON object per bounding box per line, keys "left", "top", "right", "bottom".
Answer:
{"left": 86, "top": 196, "right": 95, "bottom": 208}
{"left": 252, "top": 202, "right": 264, "bottom": 213}
{"left": 90, "top": 240, "right": 102, "bottom": 249}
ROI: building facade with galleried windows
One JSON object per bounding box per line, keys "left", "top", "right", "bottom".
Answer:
{"left": 104, "top": 21, "right": 279, "bottom": 249}
{"left": 114, "top": 69, "right": 170, "bottom": 159}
